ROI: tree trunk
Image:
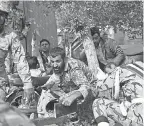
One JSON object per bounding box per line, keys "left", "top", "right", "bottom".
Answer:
{"left": 83, "top": 35, "right": 99, "bottom": 76}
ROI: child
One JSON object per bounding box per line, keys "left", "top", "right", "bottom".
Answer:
{"left": 27, "top": 56, "right": 47, "bottom": 77}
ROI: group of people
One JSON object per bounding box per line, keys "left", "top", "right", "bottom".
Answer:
{"left": 0, "top": 1, "right": 143, "bottom": 126}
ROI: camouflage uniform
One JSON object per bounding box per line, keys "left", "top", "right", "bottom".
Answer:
{"left": 0, "top": 1, "right": 35, "bottom": 126}
{"left": 37, "top": 57, "right": 96, "bottom": 117}
{"left": 0, "top": 32, "right": 33, "bottom": 100}
{"left": 6, "top": 5, "right": 24, "bottom": 35}
{"left": 92, "top": 62, "right": 144, "bottom": 126}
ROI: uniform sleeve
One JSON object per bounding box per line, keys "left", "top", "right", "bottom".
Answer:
{"left": 5, "top": 51, "right": 12, "bottom": 74}
{"left": 70, "top": 68, "right": 90, "bottom": 100}
{"left": 37, "top": 52, "right": 45, "bottom": 72}
{"left": 109, "top": 40, "right": 125, "bottom": 66}
{"left": 10, "top": 33, "right": 33, "bottom": 89}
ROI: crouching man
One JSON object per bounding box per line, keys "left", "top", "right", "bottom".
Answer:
{"left": 37, "top": 47, "right": 96, "bottom": 121}
{"left": 92, "top": 61, "right": 144, "bottom": 126}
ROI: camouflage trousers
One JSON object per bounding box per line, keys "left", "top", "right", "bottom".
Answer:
{"left": 93, "top": 67, "right": 143, "bottom": 126}
{"left": 0, "top": 69, "right": 9, "bottom": 101}
{"left": 92, "top": 98, "right": 144, "bottom": 126}
{"left": 96, "top": 69, "right": 143, "bottom": 101}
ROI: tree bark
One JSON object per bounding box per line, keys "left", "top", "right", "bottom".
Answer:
{"left": 83, "top": 35, "right": 99, "bottom": 76}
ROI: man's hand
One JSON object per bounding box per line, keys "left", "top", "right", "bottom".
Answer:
{"left": 59, "top": 91, "right": 82, "bottom": 106}
{"left": 61, "top": 95, "right": 76, "bottom": 106}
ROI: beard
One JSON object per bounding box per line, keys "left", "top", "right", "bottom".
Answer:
{"left": 53, "top": 67, "right": 61, "bottom": 74}
{"left": 53, "top": 63, "right": 65, "bottom": 75}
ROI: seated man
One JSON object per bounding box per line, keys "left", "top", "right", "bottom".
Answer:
{"left": 37, "top": 47, "right": 97, "bottom": 119}
{"left": 80, "top": 27, "right": 125, "bottom": 71}
{"left": 92, "top": 61, "right": 144, "bottom": 126}
{"left": 37, "top": 39, "right": 53, "bottom": 75}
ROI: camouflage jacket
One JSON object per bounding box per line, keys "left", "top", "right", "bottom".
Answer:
{"left": 3, "top": 32, "right": 33, "bottom": 89}
{"left": 6, "top": 8, "right": 24, "bottom": 34}
{"left": 97, "top": 62, "right": 143, "bottom": 102}
{"left": 50, "top": 58, "right": 97, "bottom": 100}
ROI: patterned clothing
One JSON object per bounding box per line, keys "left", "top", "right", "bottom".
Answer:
{"left": 56, "top": 58, "right": 96, "bottom": 95}
{"left": 79, "top": 38, "right": 125, "bottom": 70}
{"left": 6, "top": 8, "right": 24, "bottom": 34}
{"left": 37, "top": 58, "right": 96, "bottom": 117}
{"left": 96, "top": 38, "right": 125, "bottom": 67}
{"left": 1, "top": 32, "right": 32, "bottom": 90}
{"left": 92, "top": 62, "right": 144, "bottom": 126}
{"left": 93, "top": 98, "right": 143, "bottom": 126}
{"left": 0, "top": 101, "right": 35, "bottom": 126}
{"left": 96, "top": 62, "right": 143, "bottom": 101}
{"left": 37, "top": 51, "right": 52, "bottom": 74}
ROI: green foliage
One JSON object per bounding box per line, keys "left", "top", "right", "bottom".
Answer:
{"left": 31, "top": 1, "right": 143, "bottom": 36}
{"left": 54, "top": 1, "right": 143, "bottom": 36}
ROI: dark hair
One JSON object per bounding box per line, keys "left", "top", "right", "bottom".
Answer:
{"left": 90, "top": 26, "right": 100, "bottom": 37}
{"left": 27, "top": 56, "right": 39, "bottom": 69}
{"left": 50, "top": 47, "right": 65, "bottom": 59}
{"left": 104, "top": 62, "right": 116, "bottom": 72}
{"left": 40, "top": 39, "right": 50, "bottom": 45}
{"left": 75, "top": 25, "right": 84, "bottom": 33}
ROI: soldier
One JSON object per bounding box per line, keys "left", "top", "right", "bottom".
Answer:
{"left": 0, "top": 0, "right": 34, "bottom": 105}
{"left": 0, "top": 1, "right": 36, "bottom": 126}
{"left": 92, "top": 62, "right": 144, "bottom": 126}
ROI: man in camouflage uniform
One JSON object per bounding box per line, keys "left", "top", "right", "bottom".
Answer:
{"left": 37, "top": 47, "right": 96, "bottom": 118}
{"left": 92, "top": 62, "right": 143, "bottom": 126}
{"left": 0, "top": 1, "right": 36, "bottom": 126}
{"left": 5, "top": 1, "right": 30, "bottom": 74}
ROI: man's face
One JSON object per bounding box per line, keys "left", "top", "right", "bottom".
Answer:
{"left": 102, "top": 33, "right": 108, "bottom": 41}
{"left": 92, "top": 33, "right": 100, "bottom": 47}
{"left": 40, "top": 41, "right": 50, "bottom": 52}
{"left": 50, "top": 55, "right": 65, "bottom": 74}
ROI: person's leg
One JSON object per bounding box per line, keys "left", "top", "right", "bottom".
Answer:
{"left": 122, "top": 75, "right": 143, "bottom": 101}
{"left": 92, "top": 98, "right": 134, "bottom": 126}
{"left": 92, "top": 98, "right": 114, "bottom": 126}
{"left": 96, "top": 73, "right": 115, "bottom": 99}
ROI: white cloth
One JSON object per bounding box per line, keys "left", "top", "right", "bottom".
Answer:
{"left": 30, "top": 69, "right": 42, "bottom": 77}
{"left": 37, "top": 90, "right": 57, "bottom": 118}
{"left": 96, "top": 67, "right": 108, "bottom": 80}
